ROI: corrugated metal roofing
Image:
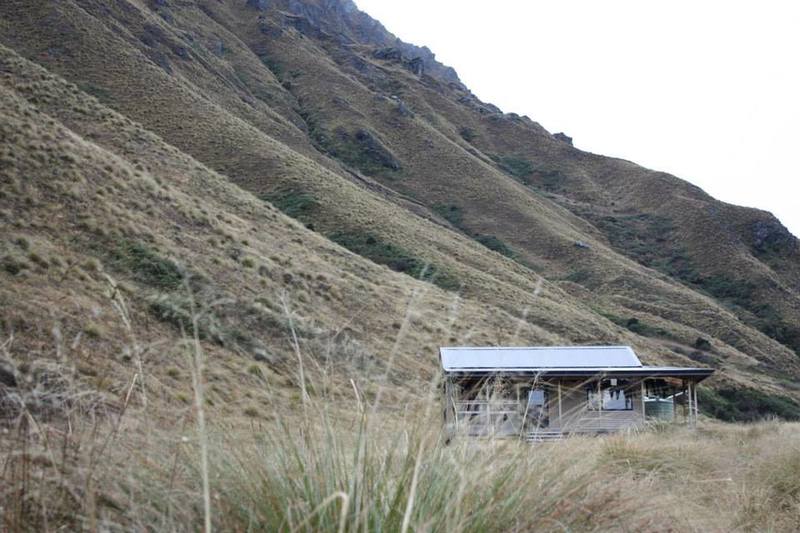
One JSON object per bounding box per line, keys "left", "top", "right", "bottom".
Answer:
{"left": 440, "top": 346, "right": 642, "bottom": 371}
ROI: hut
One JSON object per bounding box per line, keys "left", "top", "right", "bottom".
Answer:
{"left": 441, "top": 346, "right": 714, "bottom": 441}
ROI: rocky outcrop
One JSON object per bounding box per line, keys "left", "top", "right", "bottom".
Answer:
{"left": 752, "top": 219, "right": 797, "bottom": 256}
{"left": 270, "top": 0, "right": 460, "bottom": 84}
{"left": 392, "top": 96, "right": 413, "bottom": 117}
{"left": 554, "top": 132, "right": 573, "bottom": 145}
{"left": 372, "top": 47, "right": 425, "bottom": 77}
{"left": 408, "top": 57, "right": 424, "bottom": 76}
{"left": 373, "top": 47, "right": 403, "bottom": 61}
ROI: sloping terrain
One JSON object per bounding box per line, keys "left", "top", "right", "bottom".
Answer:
{"left": 1, "top": 0, "right": 799, "bottom": 424}
{"left": 0, "top": 44, "right": 561, "bottom": 415}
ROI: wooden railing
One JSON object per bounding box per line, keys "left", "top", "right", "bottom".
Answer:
{"left": 454, "top": 400, "right": 519, "bottom": 417}
{"left": 452, "top": 400, "right": 549, "bottom": 436}
{"left": 450, "top": 399, "right": 646, "bottom": 437}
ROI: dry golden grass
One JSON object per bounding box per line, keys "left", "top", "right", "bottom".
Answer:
{"left": 3, "top": 309, "right": 799, "bottom": 531}
{"left": 0, "top": 43, "right": 578, "bottom": 421}
{"left": 0, "top": 1, "right": 797, "bottom": 400}
{"left": 2, "top": 0, "right": 797, "bottom": 400}
{"left": 1, "top": 2, "right": 800, "bottom": 529}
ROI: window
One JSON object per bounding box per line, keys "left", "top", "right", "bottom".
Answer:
{"left": 528, "top": 389, "right": 546, "bottom": 409}
{"left": 587, "top": 379, "right": 634, "bottom": 411}
{"left": 524, "top": 387, "right": 549, "bottom": 426}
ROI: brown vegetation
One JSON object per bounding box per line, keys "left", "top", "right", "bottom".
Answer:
{"left": 2, "top": 317, "right": 799, "bottom": 531}
{"left": 1, "top": 1, "right": 800, "bottom": 528}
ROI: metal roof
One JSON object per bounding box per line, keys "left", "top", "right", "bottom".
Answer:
{"left": 440, "top": 346, "right": 642, "bottom": 371}
{"left": 439, "top": 346, "right": 714, "bottom": 381}
{"left": 443, "top": 366, "right": 715, "bottom": 380}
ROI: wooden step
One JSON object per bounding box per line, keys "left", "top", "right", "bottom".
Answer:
{"left": 526, "top": 430, "right": 564, "bottom": 442}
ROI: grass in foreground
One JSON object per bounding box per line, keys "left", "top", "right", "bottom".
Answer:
{"left": 3, "top": 367, "right": 800, "bottom": 531}
{"left": 1, "top": 295, "right": 799, "bottom": 531}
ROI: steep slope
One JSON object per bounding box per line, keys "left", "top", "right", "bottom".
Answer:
{"left": 0, "top": 44, "right": 564, "bottom": 415}
{"left": 0, "top": 0, "right": 798, "bottom": 418}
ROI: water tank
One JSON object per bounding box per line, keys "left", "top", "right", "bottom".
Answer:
{"left": 645, "top": 398, "right": 674, "bottom": 420}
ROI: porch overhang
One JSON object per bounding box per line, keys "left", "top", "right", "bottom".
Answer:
{"left": 443, "top": 366, "right": 714, "bottom": 382}
{"left": 440, "top": 346, "right": 714, "bottom": 382}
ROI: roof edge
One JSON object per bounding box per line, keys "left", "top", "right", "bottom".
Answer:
{"left": 439, "top": 345, "right": 636, "bottom": 351}
{"left": 444, "top": 367, "right": 715, "bottom": 382}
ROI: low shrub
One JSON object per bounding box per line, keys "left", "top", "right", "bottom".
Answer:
{"left": 458, "top": 126, "right": 476, "bottom": 142}
{"left": 1, "top": 255, "right": 27, "bottom": 275}
{"left": 107, "top": 239, "right": 183, "bottom": 290}
{"left": 564, "top": 269, "right": 593, "bottom": 285}
{"left": 433, "top": 203, "right": 463, "bottom": 227}
{"left": 599, "top": 312, "right": 668, "bottom": 338}
{"left": 148, "top": 294, "right": 222, "bottom": 343}
{"left": 694, "top": 275, "right": 756, "bottom": 308}
{"left": 258, "top": 54, "right": 284, "bottom": 79}
{"left": 328, "top": 231, "right": 460, "bottom": 291}
{"left": 474, "top": 234, "right": 515, "bottom": 258}
{"left": 698, "top": 386, "right": 800, "bottom": 422}
{"left": 262, "top": 189, "right": 318, "bottom": 223}
{"left": 490, "top": 154, "right": 533, "bottom": 180}
{"left": 622, "top": 317, "right": 665, "bottom": 337}
{"left": 431, "top": 205, "right": 515, "bottom": 258}
{"left": 78, "top": 83, "right": 112, "bottom": 102}
{"left": 583, "top": 212, "right": 677, "bottom": 270}
{"left": 686, "top": 350, "right": 716, "bottom": 366}
{"left": 322, "top": 127, "right": 402, "bottom": 177}
{"left": 694, "top": 337, "right": 712, "bottom": 350}
{"left": 533, "top": 168, "right": 568, "bottom": 191}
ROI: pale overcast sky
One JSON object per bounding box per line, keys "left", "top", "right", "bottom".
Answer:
{"left": 355, "top": 0, "right": 800, "bottom": 237}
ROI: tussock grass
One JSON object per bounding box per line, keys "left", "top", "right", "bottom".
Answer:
{"left": 5, "top": 381, "right": 800, "bottom": 531}
{"left": 209, "top": 413, "right": 663, "bottom": 532}
{"left": 2, "top": 20, "right": 800, "bottom": 530}
{"left": 2, "top": 18, "right": 800, "bottom": 415}
{"left": 2, "top": 299, "right": 800, "bottom": 531}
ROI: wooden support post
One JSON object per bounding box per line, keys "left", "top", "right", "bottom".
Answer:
{"left": 687, "top": 382, "right": 692, "bottom": 426}
{"left": 485, "top": 383, "right": 490, "bottom": 433}
{"left": 558, "top": 380, "right": 563, "bottom": 429}
{"left": 444, "top": 377, "right": 449, "bottom": 423}
{"left": 445, "top": 377, "right": 455, "bottom": 433}
{"left": 693, "top": 381, "right": 699, "bottom": 423}
{"left": 641, "top": 379, "right": 647, "bottom": 424}
{"left": 672, "top": 384, "right": 677, "bottom": 424}
{"left": 682, "top": 380, "right": 688, "bottom": 423}
{"left": 597, "top": 380, "right": 602, "bottom": 415}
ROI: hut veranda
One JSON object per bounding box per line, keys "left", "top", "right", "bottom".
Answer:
{"left": 440, "top": 346, "right": 714, "bottom": 441}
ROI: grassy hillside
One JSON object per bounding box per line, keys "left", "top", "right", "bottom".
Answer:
{"left": 1, "top": 1, "right": 799, "bottom": 529}
{"left": 1, "top": 43, "right": 563, "bottom": 418}
{"left": 1, "top": 0, "right": 799, "bottom": 411}
{"left": 3, "top": 346, "right": 800, "bottom": 530}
